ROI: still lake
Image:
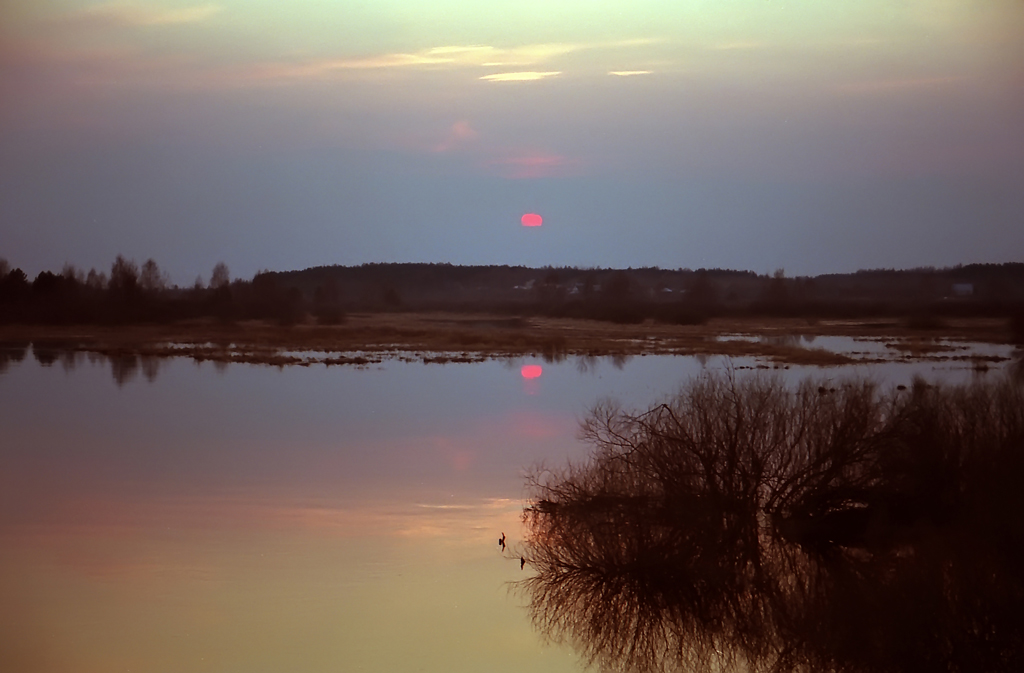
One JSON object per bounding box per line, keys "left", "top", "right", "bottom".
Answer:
{"left": 0, "top": 344, "right": 1015, "bottom": 673}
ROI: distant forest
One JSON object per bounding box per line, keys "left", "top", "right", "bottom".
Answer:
{"left": 2, "top": 256, "right": 1024, "bottom": 330}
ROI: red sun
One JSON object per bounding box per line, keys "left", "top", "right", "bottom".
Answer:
{"left": 521, "top": 213, "right": 543, "bottom": 227}
{"left": 521, "top": 365, "right": 543, "bottom": 379}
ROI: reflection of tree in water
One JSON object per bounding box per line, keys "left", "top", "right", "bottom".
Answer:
{"left": 575, "top": 354, "right": 634, "bottom": 375}
{"left": 140, "top": 355, "right": 161, "bottom": 382}
{"left": 576, "top": 355, "right": 598, "bottom": 374}
{"left": 0, "top": 341, "right": 30, "bottom": 374}
{"left": 60, "top": 348, "right": 82, "bottom": 372}
{"left": 29, "top": 340, "right": 86, "bottom": 368}
{"left": 518, "top": 374, "right": 1024, "bottom": 673}
{"left": 6, "top": 341, "right": 168, "bottom": 385}
{"left": 610, "top": 353, "right": 632, "bottom": 370}
{"left": 103, "top": 350, "right": 164, "bottom": 384}
{"left": 542, "top": 345, "right": 569, "bottom": 364}
{"left": 32, "top": 343, "right": 60, "bottom": 366}
{"left": 759, "top": 334, "right": 801, "bottom": 348}
{"left": 1012, "top": 349, "right": 1024, "bottom": 386}
{"left": 109, "top": 354, "right": 139, "bottom": 387}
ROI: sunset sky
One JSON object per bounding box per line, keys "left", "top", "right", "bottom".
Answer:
{"left": 2, "top": 0, "right": 1022, "bottom": 282}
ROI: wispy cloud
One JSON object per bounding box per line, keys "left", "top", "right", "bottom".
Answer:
{"left": 248, "top": 43, "right": 580, "bottom": 81}
{"left": 485, "top": 151, "right": 581, "bottom": 179}
{"left": 249, "top": 52, "right": 457, "bottom": 80}
{"left": 238, "top": 38, "right": 658, "bottom": 84}
{"left": 709, "top": 41, "right": 766, "bottom": 51}
{"left": 76, "top": 2, "right": 222, "bottom": 27}
{"left": 480, "top": 71, "right": 561, "bottom": 82}
{"left": 432, "top": 120, "right": 479, "bottom": 153}
{"left": 476, "top": 43, "right": 582, "bottom": 66}
{"left": 834, "top": 76, "right": 963, "bottom": 95}
{"left": 608, "top": 70, "right": 652, "bottom": 77}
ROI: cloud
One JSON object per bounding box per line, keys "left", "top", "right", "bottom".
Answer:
{"left": 247, "top": 43, "right": 580, "bottom": 82}
{"left": 432, "top": 120, "right": 479, "bottom": 153}
{"left": 76, "top": 2, "right": 222, "bottom": 27}
{"left": 485, "top": 151, "right": 581, "bottom": 179}
{"left": 608, "top": 70, "right": 652, "bottom": 77}
{"left": 709, "top": 41, "right": 766, "bottom": 51}
{"left": 479, "top": 71, "right": 561, "bottom": 82}
{"left": 477, "top": 43, "right": 582, "bottom": 66}
{"left": 238, "top": 38, "right": 657, "bottom": 84}
{"left": 248, "top": 52, "right": 458, "bottom": 80}
{"left": 834, "top": 76, "right": 963, "bottom": 95}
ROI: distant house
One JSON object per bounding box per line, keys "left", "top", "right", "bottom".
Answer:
{"left": 952, "top": 283, "right": 974, "bottom": 297}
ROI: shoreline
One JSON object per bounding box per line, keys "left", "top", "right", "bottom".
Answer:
{"left": 1, "top": 314, "right": 1017, "bottom": 368}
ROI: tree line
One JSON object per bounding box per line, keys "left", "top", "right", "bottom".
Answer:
{"left": 2, "top": 257, "right": 1024, "bottom": 328}
{"left": 0, "top": 256, "right": 312, "bottom": 325}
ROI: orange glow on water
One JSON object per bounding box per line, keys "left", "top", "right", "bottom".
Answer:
{"left": 521, "top": 213, "right": 543, "bottom": 227}
{"left": 521, "top": 365, "right": 543, "bottom": 379}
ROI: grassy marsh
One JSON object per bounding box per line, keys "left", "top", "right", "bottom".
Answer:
{"left": 0, "top": 314, "right": 1016, "bottom": 368}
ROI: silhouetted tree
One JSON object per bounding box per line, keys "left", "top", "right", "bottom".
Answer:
{"left": 210, "top": 262, "right": 230, "bottom": 290}
{"left": 31, "top": 271, "right": 62, "bottom": 295}
{"left": 61, "top": 263, "right": 83, "bottom": 284}
{"left": 139, "top": 258, "right": 166, "bottom": 292}
{"left": 517, "top": 373, "right": 1024, "bottom": 673}
{"left": 313, "top": 278, "right": 345, "bottom": 325}
{"left": 605, "top": 270, "right": 631, "bottom": 299}
{"left": 0, "top": 268, "right": 30, "bottom": 310}
{"left": 108, "top": 255, "right": 139, "bottom": 295}
{"left": 382, "top": 285, "right": 401, "bottom": 308}
{"left": 85, "top": 268, "right": 107, "bottom": 289}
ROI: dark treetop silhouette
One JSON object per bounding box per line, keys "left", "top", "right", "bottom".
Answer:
{"left": 4, "top": 256, "right": 1024, "bottom": 328}
{"left": 516, "top": 373, "right": 1024, "bottom": 673}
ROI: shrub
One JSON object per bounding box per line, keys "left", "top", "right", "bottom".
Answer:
{"left": 518, "top": 373, "right": 1024, "bottom": 673}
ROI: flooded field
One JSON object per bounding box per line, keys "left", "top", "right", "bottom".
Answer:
{"left": 1, "top": 339, "right": 1021, "bottom": 672}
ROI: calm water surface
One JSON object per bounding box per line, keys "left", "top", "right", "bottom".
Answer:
{"left": 0, "top": 348, "right": 1011, "bottom": 672}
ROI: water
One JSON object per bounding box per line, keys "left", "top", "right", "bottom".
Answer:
{"left": 716, "top": 333, "right": 1018, "bottom": 363}
{"left": 0, "top": 345, "right": 1019, "bottom": 672}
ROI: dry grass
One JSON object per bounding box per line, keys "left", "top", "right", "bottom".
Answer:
{"left": 0, "top": 314, "right": 1012, "bottom": 367}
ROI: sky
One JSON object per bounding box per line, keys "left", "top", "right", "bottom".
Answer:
{"left": 1, "top": 0, "right": 1023, "bottom": 283}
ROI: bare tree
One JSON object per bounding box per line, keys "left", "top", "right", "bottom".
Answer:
{"left": 517, "top": 373, "right": 1024, "bottom": 673}
{"left": 108, "top": 255, "right": 139, "bottom": 294}
{"left": 210, "top": 262, "right": 230, "bottom": 290}
{"left": 139, "top": 258, "right": 167, "bottom": 292}
{"left": 61, "top": 262, "right": 83, "bottom": 283}
{"left": 85, "top": 268, "right": 107, "bottom": 289}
